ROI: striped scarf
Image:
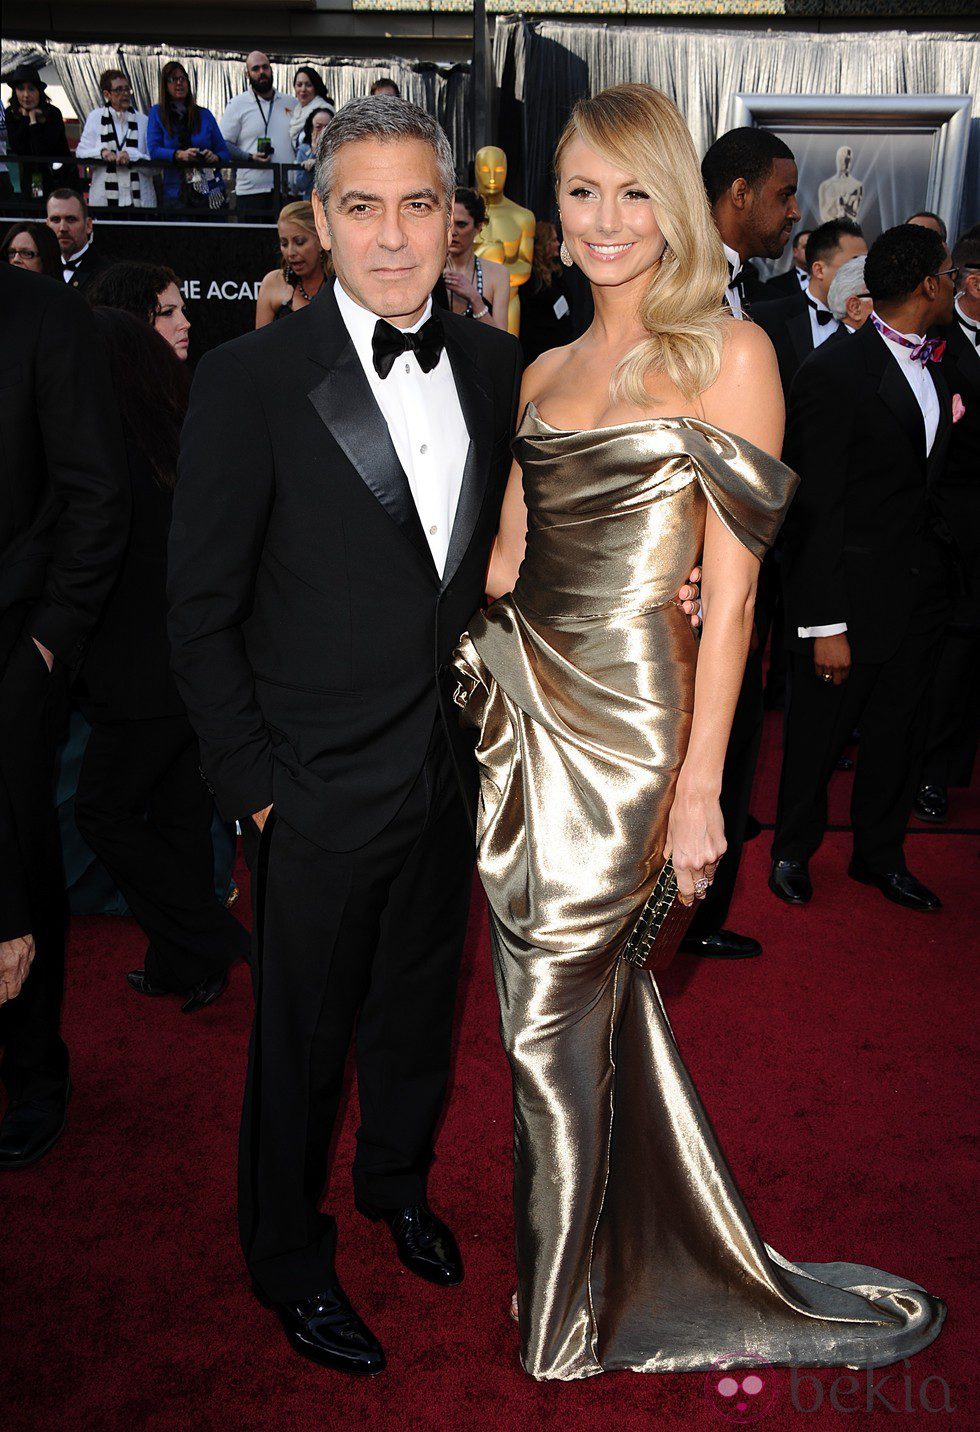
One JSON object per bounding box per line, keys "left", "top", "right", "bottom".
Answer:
{"left": 100, "top": 107, "right": 141, "bottom": 207}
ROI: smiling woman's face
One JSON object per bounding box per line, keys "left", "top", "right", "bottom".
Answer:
{"left": 557, "top": 135, "right": 666, "bottom": 292}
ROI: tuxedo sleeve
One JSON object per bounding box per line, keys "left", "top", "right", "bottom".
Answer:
{"left": 27, "top": 286, "right": 130, "bottom": 667}
{"left": 782, "top": 357, "right": 854, "bottom": 635}
{"left": 167, "top": 346, "right": 276, "bottom": 821}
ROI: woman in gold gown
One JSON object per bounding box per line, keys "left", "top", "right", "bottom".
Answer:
{"left": 452, "top": 86, "right": 945, "bottom": 1382}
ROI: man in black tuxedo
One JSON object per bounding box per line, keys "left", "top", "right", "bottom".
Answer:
{"left": 771, "top": 224, "right": 957, "bottom": 913}
{"left": 752, "top": 218, "right": 867, "bottom": 400}
{"left": 45, "top": 189, "right": 110, "bottom": 293}
{"left": 0, "top": 267, "right": 128, "bottom": 1167}
{"left": 680, "top": 128, "right": 800, "bottom": 962}
{"left": 914, "top": 224, "right": 980, "bottom": 822}
{"left": 167, "top": 99, "right": 520, "bottom": 1378}
{"left": 764, "top": 227, "right": 811, "bottom": 300}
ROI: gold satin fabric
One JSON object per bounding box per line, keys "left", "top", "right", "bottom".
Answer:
{"left": 452, "top": 403, "right": 945, "bottom": 1381}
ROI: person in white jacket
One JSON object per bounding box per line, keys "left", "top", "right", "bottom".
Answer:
{"left": 76, "top": 69, "right": 155, "bottom": 209}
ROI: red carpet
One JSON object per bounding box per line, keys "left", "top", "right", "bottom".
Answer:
{"left": 2, "top": 712, "right": 977, "bottom": 1430}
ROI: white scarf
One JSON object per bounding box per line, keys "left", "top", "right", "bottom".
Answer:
{"left": 289, "top": 95, "right": 331, "bottom": 147}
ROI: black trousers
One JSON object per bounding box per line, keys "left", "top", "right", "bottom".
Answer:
{"left": 239, "top": 719, "right": 475, "bottom": 1301}
{"left": 74, "top": 714, "right": 249, "bottom": 990}
{"left": 920, "top": 624, "right": 980, "bottom": 789}
{"left": 688, "top": 641, "right": 764, "bottom": 939}
{"left": 773, "top": 587, "right": 947, "bottom": 873}
{"left": 0, "top": 631, "right": 70, "bottom": 1103}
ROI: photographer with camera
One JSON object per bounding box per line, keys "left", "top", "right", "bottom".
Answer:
{"left": 220, "top": 51, "right": 295, "bottom": 220}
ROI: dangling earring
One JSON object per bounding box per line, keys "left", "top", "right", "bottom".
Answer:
{"left": 560, "top": 241, "right": 573, "bottom": 268}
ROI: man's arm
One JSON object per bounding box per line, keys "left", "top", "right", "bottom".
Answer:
{"left": 28, "top": 285, "right": 130, "bottom": 668}
{"left": 167, "top": 346, "right": 276, "bottom": 822}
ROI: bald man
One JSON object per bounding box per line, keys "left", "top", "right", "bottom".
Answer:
{"left": 220, "top": 51, "right": 296, "bottom": 218}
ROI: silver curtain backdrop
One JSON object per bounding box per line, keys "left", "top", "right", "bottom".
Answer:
{"left": 493, "top": 18, "right": 980, "bottom": 233}
{"left": 2, "top": 41, "right": 472, "bottom": 176}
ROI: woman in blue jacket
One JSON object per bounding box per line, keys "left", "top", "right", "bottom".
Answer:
{"left": 147, "top": 61, "right": 229, "bottom": 210}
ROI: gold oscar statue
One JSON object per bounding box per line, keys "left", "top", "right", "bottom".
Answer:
{"left": 473, "top": 145, "right": 535, "bottom": 336}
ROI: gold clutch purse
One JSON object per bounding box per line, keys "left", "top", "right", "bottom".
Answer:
{"left": 620, "top": 858, "right": 695, "bottom": 973}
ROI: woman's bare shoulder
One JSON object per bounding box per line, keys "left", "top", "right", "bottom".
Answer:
{"left": 258, "top": 268, "right": 287, "bottom": 296}
{"left": 519, "top": 342, "right": 578, "bottom": 405}
{"left": 700, "top": 317, "right": 783, "bottom": 453}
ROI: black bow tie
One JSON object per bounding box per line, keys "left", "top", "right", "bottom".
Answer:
{"left": 63, "top": 257, "right": 80, "bottom": 270}
{"left": 806, "top": 296, "right": 836, "bottom": 327}
{"left": 727, "top": 261, "right": 749, "bottom": 295}
{"left": 372, "top": 313, "right": 444, "bottom": 379}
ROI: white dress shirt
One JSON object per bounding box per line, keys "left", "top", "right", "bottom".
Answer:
{"left": 802, "top": 283, "right": 840, "bottom": 350}
{"left": 219, "top": 89, "right": 295, "bottom": 195}
{"left": 722, "top": 241, "right": 745, "bottom": 321}
{"left": 798, "top": 313, "right": 941, "bottom": 640}
{"left": 335, "top": 281, "right": 470, "bottom": 578}
{"left": 954, "top": 296, "right": 980, "bottom": 367}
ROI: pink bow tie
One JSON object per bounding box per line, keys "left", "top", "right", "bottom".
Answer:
{"left": 872, "top": 314, "right": 946, "bottom": 366}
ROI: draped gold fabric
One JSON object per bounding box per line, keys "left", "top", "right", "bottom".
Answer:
{"left": 452, "top": 403, "right": 945, "bottom": 1381}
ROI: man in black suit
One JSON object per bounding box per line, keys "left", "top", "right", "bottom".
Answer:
{"left": 0, "top": 267, "right": 129, "bottom": 1167}
{"left": 771, "top": 224, "right": 957, "bottom": 912}
{"left": 764, "top": 227, "right": 811, "bottom": 300}
{"left": 45, "top": 189, "right": 110, "bottom": 292}
{"left": 753, "top": 218, "right": 867, "bottom": 399}
{"left": 167, "top": 98, "right": 520, "bottom": 1378}
{"left": 679, "top": 128, "right": 800, "bottom": 962}
{"left": 914, "top": 224, "right": 980, "bottom": 822}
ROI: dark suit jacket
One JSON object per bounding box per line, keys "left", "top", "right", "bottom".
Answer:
{"left": 937, "top": 319, "right": 980, "bottom": 625}
{"left": 64, "top": 245, "right": 111, "bottom": 294}
{"left": 752, "top": 289, "right": 840, "bottom": 399}
{"left": 0, "top": 266, "right": 129, "bottom": 670}
{"left": 168, "top": 281, "right": 521, "bottom": 850}
{"left": 80, "top": 435, "right": 184, "bottom": 720}
{"left": 764, "top": 268, "right": 806, "bottom": 302}
{"left": 781, "top": 320, "right": 952, "bottom": 665}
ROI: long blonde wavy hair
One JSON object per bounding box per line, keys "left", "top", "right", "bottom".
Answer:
{"left": 554, "top": 84, "right": 729, "bottom": 405}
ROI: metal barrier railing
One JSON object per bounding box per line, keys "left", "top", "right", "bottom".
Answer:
{"left": 0, "top": 154, "right": 312, "bottom": 222}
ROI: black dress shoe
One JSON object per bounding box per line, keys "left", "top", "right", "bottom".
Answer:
{"left": 0, "top": 1079, "right": 71, "bottom": 1170}
{"left": 358, "top": 1201, "right": 464, "bottom": 1287}
{"left": 681, "top": 929, "right": 762, "bottom": 959}
{"left": 180, "top": 970, "right": 228, "bottom": 1014}
{"left": 255, "top": 1282, "right": 385, "bottom": 1376}
{"left": 848, "top": 861, "right": 941, "bottom": 912}
{"left": 127, "top": 967, "right": 228, "bottom": 1013}
{"left": 769, "top": 859, "right": 812, "bottom": 905}
{"left": 913, "top": 784, "right": 948, "bottom": 824}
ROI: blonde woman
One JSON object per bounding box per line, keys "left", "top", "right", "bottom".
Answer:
{"left": 452, "top": 85, "right": 944, "bottom": 1381}
{"left": 255, "top": 201, "right": 331, "bottom": 328}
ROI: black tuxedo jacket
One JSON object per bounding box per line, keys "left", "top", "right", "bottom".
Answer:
{"left": 781, "top": 320, "right": 952, "bottom": 665}
{"left": 937, "top": 319, "right": 980, "bottom": 624}
{"left": 763, "top": 268, "right": 806, "bottom": 302}
{"left": 168, "top": 282, "right": 521, "bottom": 850}
{"left": 63, "top": 245, "right": 111, "bottom": 294}
{"left": 0, "top": 266, "right": 128, "bottom": 671}
{"left": 751, "top": 289, "right": 841, "bottom": 399}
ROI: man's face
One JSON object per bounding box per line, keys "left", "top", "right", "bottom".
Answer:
{"left": 810, "top": 233, "right": 868, "bottom": 304}
{"left": 104, "top": 76, "right": 132, "bottom": 112}
{"left": 313, "top": 136, "right": 450, "bottom": 326}
{"left": 792, "top": 231, "right": 811, "bottom": 269}
{"left": 247, "top": 53, "right": 274, "bottom": 95}
{"left": 744, "top": 158, "right": 800, "bottom": 260}
{"left": 46, "top": 196, "right": 92, "bottom": 257}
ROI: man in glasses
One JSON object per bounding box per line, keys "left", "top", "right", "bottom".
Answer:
{"left": 914, "top": 225, "right": 980, "bottom": 825}
{"left": 772, "top": 224, "right": 957, "bottom": 914}
{"left": 76, "top": 68, "right": 155, "bottom": 209}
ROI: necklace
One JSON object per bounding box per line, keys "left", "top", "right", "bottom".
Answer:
{"left": 295, "top": 270, "right": 324, "bottom": 304}
{"left": 446, "top": 252, "right": 478, "bottom": 314}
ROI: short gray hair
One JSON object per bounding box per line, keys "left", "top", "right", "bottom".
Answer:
{"left": 314, "top": 96, "right": 455, "bottom": 213}
{"left": 828, "top": 255, "right": 867, "bottom": 322}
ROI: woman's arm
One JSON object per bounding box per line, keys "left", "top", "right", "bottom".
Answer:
{"left": 146, "top": 108, "right": 178, "bottom": 161}
{"left": 665, "top": 320, "right": 783, "bottom": 903}
{"left": 255, "top": 271, "right": 285, "bottom": 330}
{"left": 204, "top": 112, "right": 231, "bottom": 164}
{"left": 75, "top": 109, "right": 104, "bottom": 160}
{"left": 485, "top": 259, "right": 511, "bottom": 331}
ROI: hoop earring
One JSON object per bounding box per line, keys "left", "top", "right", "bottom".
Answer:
{"left": 560, "top": 241, "right": 573, "bottom": 267}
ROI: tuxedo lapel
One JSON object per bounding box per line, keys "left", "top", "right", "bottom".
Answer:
{"left": 305, "top": 287, "right": 438, "bottom": 581}
{"left": 440, "top": 317, "right": 494, "bottom": 590}
{"left": 862, "top": 325, "right": 926, "bottom": 469}
{"left": 787, "top": 308, "right": 814, "bottom": 370}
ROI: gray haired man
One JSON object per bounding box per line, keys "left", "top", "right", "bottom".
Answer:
{"left": 828, "top": 254, "right": 873, "bottom": 331}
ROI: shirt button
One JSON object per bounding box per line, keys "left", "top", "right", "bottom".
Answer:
{"left": 420, "top": 443, "right": 428, "bottom": 455}
{"left": 429, "top": 524, "right": 438, "bottom": 535}
{"left": 404, "top": 363, "right": 411, "bottom": 374}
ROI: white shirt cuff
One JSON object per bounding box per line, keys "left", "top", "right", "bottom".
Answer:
{"left": 798, "top": 622, "right": 848, "bottom": 638}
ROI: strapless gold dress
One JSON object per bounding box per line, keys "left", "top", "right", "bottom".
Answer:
{"left": 452, "top": 402, "right": 945, "bottom": 1381}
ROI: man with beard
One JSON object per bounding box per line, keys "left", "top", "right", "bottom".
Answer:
{"left": 220, "top": 51, "right": 295, "bottom": 219}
